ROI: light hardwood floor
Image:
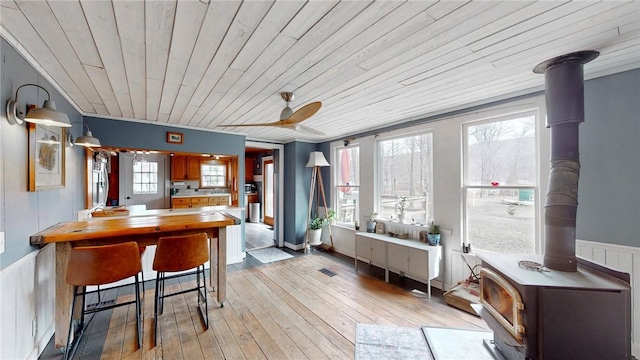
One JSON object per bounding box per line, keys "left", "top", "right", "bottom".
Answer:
{"left": 40, "top": 250, "right": 487, "bottom": 359}
{"left": 245, "top": 222, "right": 275, "bottom": 250}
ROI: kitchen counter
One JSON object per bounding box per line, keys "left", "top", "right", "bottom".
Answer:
{"left": 172, "top": 193, "right": 231, "bottom": 198}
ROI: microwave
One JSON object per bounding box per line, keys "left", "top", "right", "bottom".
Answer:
{"left": 245, "top": 183, "right": 256, "bottom": 193}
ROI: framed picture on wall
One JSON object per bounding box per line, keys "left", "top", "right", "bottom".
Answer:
{"left": 28, "top": 123, "right": 66, "bottom": 191}
{"left": 166, "top": 131, "right": 184, "bottom": 144}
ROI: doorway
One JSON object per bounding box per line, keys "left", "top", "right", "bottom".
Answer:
{"left": 263, "top": 157, "right": 274, "bottom": 226}
{"left": 119, "top": 153, "right": 168, "bottom": 209}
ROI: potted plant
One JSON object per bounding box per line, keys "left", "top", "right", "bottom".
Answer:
{"left": 427, "top": 221, "right": 441, "bottom": 246}
{"left": 326, "top": 209, "right": 336, "bottom": 224}
{"left": 396, "top": 196, "right": 407, "bottom": 223}
{"left": 308, "top": 216, "right": 327, "bottom": 246}
{"left": 366, "top": 211, "right": 377, "bottom": 233}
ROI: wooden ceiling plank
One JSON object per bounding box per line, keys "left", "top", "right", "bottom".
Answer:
{"left": 188, "top": 1, "right": 272, "bottom": 109}
{"left": 190, "top": 1, "right": 300, "bottom": 127}
{"left": 85, "top": 65, "right": 122, "bottom": 117}
{"left": 145, "top": 0, "right": 176, "bottom": 121}
{"left": 281, "top": 0, "right": 339, "bottom": 40}
{"left": 17, "top": 0, "right": 102, "bottom": 105}
{"left": 357, "top": 1, "right": 495, "bottom": 71}
{"left": 312, "top": 2, "right": 526, "bottom": 107}
{"left": 82, "top": 0, "right": 133, "bottom": 118}
{"left": 207, "top": 1, "right": 373, "bottom": 130}
{"left": 157, "top": 0, "right": 208, "bottom": 121}
{"left": 48, "top": 0, "right": 102, "bottom": 67}
{"left": 146, "top": 78, "right": 163, "bottom": 122}
{"left": 308, "top": 1, "right": 632, "bottom": 122}
{"left": 194, "top": 34, "right": 297, "bottom": 128}
{"left": 468, "top": 1, "right": 594, "bottom": 52}
{"left": 229, "top": 1, "right": 304, "bottom": 72}
{"left": 168, "top": 85, "right": 195, "bottom": 124}
{"left": 182, "top": 1, "right": 240, "bottom": 88}
{"left": 1, "top": 3, "right": 94, "bottom": 112}
{"left": 289, "top": 0, "right": 418, "bottom": 88}
{"left": 114, "top": 1, "right": 146, "bottom": 120}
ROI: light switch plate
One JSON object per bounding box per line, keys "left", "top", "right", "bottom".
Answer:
{"left": 0, "top": 231, "right": 5, "bottom": 254}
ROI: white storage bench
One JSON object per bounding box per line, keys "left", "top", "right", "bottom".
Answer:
{"left": 355, "top": 232, "right": 442, "bottom": 298}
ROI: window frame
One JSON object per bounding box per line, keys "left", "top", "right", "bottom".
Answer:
{"left": 375, "top": 130, "right": 434, "bottom": 225}
{"left": 132, "top": 160, "right": 158, "bottom": 195}
{"left": 200, "top": 161, "right": 227, "bottom": 188}
{"left": 462, "top": 110, "right": 540, "bottom": 254}
{"left": 333, "top": 143, "right": 360, "bottom": 226}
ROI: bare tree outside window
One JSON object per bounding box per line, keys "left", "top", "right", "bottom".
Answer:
{"left": 464, "top": 115, "right": 537, "bottom": 254}
{"left": 378, "top": 133, "right": 433, "bottom": 223}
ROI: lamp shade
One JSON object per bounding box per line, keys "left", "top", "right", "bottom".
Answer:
{"left": 306, "top": 151, "right": 330, "bottom": 167}
{"left": 75, "top": 130, "right": 101, "bottom": 147}
{"left": 25, "top": 99, "right": 71, "bottom": 127}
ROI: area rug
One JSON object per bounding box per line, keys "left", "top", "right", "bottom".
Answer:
{"left": 355, "top": 324, "right": 433, "bottom": 360}
{"left": 248, "top": 247, "right": 293, "bottom": 264}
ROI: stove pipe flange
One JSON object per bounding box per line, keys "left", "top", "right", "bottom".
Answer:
{"left": 534, "top": 50, "right": 599, "bottom": 272}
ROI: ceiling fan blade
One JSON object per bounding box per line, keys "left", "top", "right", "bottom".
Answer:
{"left": 294, "top": 124, "right": 325, "bottom": 136}
{"left": 280, "top": 101, "right": 322, "bottom": 125}
{"left": 218, "top": 121, "right": 283, "bottom": 128}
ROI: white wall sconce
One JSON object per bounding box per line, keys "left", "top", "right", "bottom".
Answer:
{"left": 6, "top": 84, "right": 71, "bottom": 127}
{"left": 66, "top": 122, "right": 101, "bottom": 148}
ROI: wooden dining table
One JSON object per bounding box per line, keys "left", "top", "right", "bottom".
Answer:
{"left": 30, "top": 210, "right": 240, "bottom": 349}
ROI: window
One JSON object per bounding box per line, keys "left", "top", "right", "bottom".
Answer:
{"left": 133, "top": 161, "right": 158, "bottom": 194}
{"left": 378, "top": 133, "right": 433, "bottom": 224}
{"left": 335, "top": 146, "right": 359, "bottom": 224}
{"left": 201, "top": 163, "right": 226, "bottom": 187}
{"left": 463, "top": 113, "right": 537, "bottom": 254}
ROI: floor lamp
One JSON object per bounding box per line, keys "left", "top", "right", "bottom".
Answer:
{"left": 305, "top": 151, "right": 334, "bottom": 253}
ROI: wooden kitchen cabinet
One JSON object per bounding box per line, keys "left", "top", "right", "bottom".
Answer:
{"left": 187, "top": 157, "right": 201, "bottom": 180}
{"left": 171, "top": 156, "right": 201, "bottom": 181}
{"left": 247, "top": 193, "right": 259, "bottom": 203}
{"left": 245, "top": 157, "right": 254, "bottom": 181}
{"left": 209, "top": 196, "right": 230, "bottom": 206}
{"left": 171, "top": 197, "right": 191, "bottom": 209}
{"left": 191, "top": 197, "right": 210, "bottom": 207}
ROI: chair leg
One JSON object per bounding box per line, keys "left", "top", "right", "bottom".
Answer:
{"left": 197, "top": 265, "right": 209, "bottom": 329}
{"left": 134, "top": 274, "right": 142, "bottom": 349}
{"left": 63, "top": 286, "right": 79, "bottom": 360}
{"left": 153, "top": 272, "right": 161, "bottom": 347}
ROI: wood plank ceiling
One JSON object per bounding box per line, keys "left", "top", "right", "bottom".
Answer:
{"left": 1, "top": 1, "right": 639, "bottom": 143}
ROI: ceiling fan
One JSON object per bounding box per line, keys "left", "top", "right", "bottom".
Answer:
{"left": 219, "top": 92, "right": 323, "bottom": 135}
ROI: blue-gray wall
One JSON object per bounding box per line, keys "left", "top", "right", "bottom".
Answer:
{"left": 84, "top": 117, "right": 246, "bottom": 157}
{"left": 0, "top": 38, "right": 85, "bottom": 270}
{"left": 578, "top": 69, "right": 640, "bottom": 247}
{"left": 284, "top": 141, "right": 319, "bottom": 246}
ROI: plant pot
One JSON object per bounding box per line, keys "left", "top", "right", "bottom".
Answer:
{"left": 366, "top": 221, "right": 376, "bottom": 233}
{"left": 308, "top": 228, "right": 322, "bottom": 246}
{"left": 398, "top": 213, "right": 406, "bottom": 223}
{"left": 427, "top": 233, "right": 440, "bottom": 246}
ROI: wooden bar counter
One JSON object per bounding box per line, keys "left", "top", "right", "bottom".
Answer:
{"left": 30, "top": 210, "right": 240, "bottom": 349}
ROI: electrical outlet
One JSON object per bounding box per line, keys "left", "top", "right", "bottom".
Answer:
{"left": 0, "top": 231, "right": 5, "bottom": 254}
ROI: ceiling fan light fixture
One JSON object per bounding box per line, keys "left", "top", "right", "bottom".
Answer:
{"left": 280, "top": 106, "right": 293, "bottom": 120}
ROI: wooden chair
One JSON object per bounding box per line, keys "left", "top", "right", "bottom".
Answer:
{"left": 64, "top": 242, "right": 143, "bottom": 360}
{"left": 152, "top": 233, "right": 209, "bottom": 346}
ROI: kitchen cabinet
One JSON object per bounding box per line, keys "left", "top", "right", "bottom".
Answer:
{"left": 209, "top": 196, "right": 230, "bottom": 206}
{"left": 172, "top": 196, "right": 230, "bottom": 208}
{"left": 171, "top": 198, "right": 191, "bottom": 209}
{"left": 171, "top": 156, "right": 201, "bottom": 181}
{"left": 245, "top": 157, "right": 254, "bottom": 181}
{"left": 247, "top": 193, "right": 259, "bottom": 204}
